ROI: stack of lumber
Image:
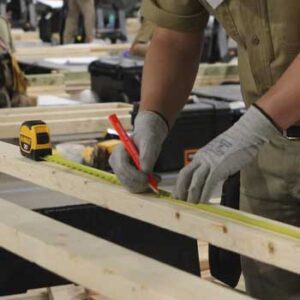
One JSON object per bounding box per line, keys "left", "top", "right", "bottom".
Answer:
{"left": 0, "top": 102, "right": 132, "bottom": 139}
{"left": 24, "top": 62, "right": 239, "bottom": 99}
{"left": 26, "top": 71, "right": 91, "bottom": 98}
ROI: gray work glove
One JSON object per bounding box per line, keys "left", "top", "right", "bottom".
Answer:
{"left": 109, "top": 111, "right": 168, "bottom": 193}
{"left": 174, "top": 105, "right": 279, "bottom": 203}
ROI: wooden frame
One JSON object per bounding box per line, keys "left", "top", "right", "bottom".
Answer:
{"left": 0, "top": 142, "right": 299, "bottom": 275}
{"left": 0, "top": 197, "right": 249, "bottom": 299}
{"left": 0, "top": 141, "right": 298, "bottom": 294}
{"left": 0, "top": 103, "right": 132, "bottom": 139}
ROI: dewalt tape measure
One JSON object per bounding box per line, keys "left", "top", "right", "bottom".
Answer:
{"left": 19, "top": 120, "right": 52, "bottom": 160}
{"left": 18, "top": 120, "right": 300, "bottom": 240}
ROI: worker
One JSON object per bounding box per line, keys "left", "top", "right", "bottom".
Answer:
{"left": 110, "top": 1, "right": 300, "bottom": 299}
{"left": 129, "top": 18, "right": 155, "bottom": 57}
{"left": 0, "top": 16, "right": 32, "bottom": 107}
{"left": 63, "top": 0, "right": 95, "bottom": 44}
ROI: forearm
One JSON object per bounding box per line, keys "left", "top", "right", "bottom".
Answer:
{"left": 257, "top": 54, "right": 300, "bottom": 130}
{"left": 140, "top": 27, "right": 204, "bottom": 125}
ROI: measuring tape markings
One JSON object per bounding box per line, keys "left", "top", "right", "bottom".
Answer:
{"left": 44, "top": 154, "right": 300, "bottom": 240}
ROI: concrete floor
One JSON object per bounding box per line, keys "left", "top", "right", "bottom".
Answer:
{"left": 0, "top": 173, "right": 86, "bottom": 210}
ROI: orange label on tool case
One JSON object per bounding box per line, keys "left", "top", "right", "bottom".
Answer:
{"left": 184, "top": 148, "right": 199, "bottom": 165}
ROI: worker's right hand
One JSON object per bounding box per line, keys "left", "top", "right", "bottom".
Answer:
{"left": 109, "top": 111, "right": 169, "bottom": 193}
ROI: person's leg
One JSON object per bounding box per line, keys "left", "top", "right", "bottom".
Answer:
{"left": 77, "top": 0, "right": 95, "bottom": 43}
{"left": 63, "top": 0, "right": 80, "bottom": 44}
{"left": 240, "top": 135, "right": 300, "bottom": 299}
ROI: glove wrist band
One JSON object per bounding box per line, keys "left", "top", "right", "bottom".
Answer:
{"left": 252, "top": 103, "right": 282, "bottom": 134}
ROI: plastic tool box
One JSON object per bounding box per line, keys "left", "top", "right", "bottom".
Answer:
{"left": 89, "top": 56, "right": 143, "bottom": 103}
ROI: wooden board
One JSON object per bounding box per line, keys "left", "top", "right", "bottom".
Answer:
{"left": 12, "top": 30, "right": 40, "bottom": 42}
{"left": 5, "top": 285, "right": 88, "bottom": 300}
{"left": 0, "top": 103, "right": 133, "bottom": 139}
{"left": 0, "top": 102, "right": 131, "bottom": 115}
{"left": 194, "top": 63, "right": 239, "bottom": 87}
{"left": 15, "top": 44, "right": 130, "bottom": 60}
{"left": 0, "top": 142, "right": 298, "bottom": 274}
{"left": 0, "top": 107, "right": 131, "bottom": 122}
{"left": 0, "top": 197, "right": 249, "bottom": 300}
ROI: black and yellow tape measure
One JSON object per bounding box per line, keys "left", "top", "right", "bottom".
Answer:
{"left": 19, "top": 120, "right": 52, "bottom": 161}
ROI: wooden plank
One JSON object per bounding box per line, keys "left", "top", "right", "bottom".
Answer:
{"left": 15, "top": 44, "right": 130, "bottom": 60}
{"left": 5, "top": 285, "right": 110, "bottom": 300}
{"left": 0, "top": 102, "right": 133, "bottom": 138}
{"left": 26, "top": 73, "right": 65, "bottom": 88}
{"left": 0, "top": 142, "right": 298, "bottom": 274}
{"left": 12, "top": 30, "right": 40, "bottom": 42}
{"left": 194, "top": 63, "right": 239, "bottom": 87}
{"left": 0, "top": 103, "right": 131, "bottom": 115}
{"left": 0, "top": 115, "right": 132, "bottom": 139}
{"left": 0, "top": 107, "right": 131, "bottom": 122}
{"left": 0, "top": 198, "right": 249, "bottom": 300}
{"left": 27, "top": 85, "right": 68, "bottom": 97}
{"left": 48, "top": 285, "right": 86, "bottom": 300}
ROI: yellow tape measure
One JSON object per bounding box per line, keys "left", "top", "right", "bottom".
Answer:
{"left": 45, "top": 154, "right": 300, "bottom": 240}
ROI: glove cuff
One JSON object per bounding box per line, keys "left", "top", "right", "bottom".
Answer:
{"left": 239, "top": 105, "right": 280, "bottom": 143}
{"left": 134, "top": 110, "right": 169, "bottom": 142}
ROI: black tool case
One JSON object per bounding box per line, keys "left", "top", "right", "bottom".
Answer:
{"left": 88, "top": 57, "right": 143, "bottom": 103}
{"left": 132, "top": 96, "right": 244, "bottom": 172}
{"left": 37, "top": 5, "right": 64, "bottom": 43}
{"left": 0, "top": 204, "right": 200, "bottom": 295}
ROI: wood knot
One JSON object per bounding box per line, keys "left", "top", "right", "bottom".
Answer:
{"left": 268, "top": 242, "right": 275, "bottom": 254}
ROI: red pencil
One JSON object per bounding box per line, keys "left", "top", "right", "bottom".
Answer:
{"left": 108, "top": 114, "right": 159, "bottom": 194}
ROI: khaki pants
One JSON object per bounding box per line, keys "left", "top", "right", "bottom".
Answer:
{"left": 240, "top": 134, "right": 300, "bottom": 300}
{"left": 64, "top": 0, "right": 95, "bottom": 44}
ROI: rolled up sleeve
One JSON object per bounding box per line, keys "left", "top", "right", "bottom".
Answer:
{"left": 141, "top": 0, "right": 209, "bottom": 33}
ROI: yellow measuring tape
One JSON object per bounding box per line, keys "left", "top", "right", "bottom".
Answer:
{"left": 45, "top": 154, "right": 300, "bottom": 239}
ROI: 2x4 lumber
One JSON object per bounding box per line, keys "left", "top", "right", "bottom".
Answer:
{"left": 15, "top": 44, "right": 130, "bottom": 60}
{"left": 194, "top": 63, "right": 239, "bottom": 87}
{"left": 0, "top": 141, "right": 299, "bottom": 274}
{"left": 26, "top": 73, "right": 65, "bottom": 87}
{"left": 0, "top": 115, "right": 132, "bottom": 139}
{"left": 6, "top": 285, "right": 110, "bottom": 300}
{"left": 0, "top": 198, "right": 249, "bottom": 300}
{"left": 48, "top": 285, "right": 86, "bottom": 300}
{"left": 12, "top": 29, "right": 40, "bottom": 42}
{"left": 0, "top": 103, "right": 131, "bottom": 115}
{"left": 0, "top": 107, "right": 131, "bottom": 122}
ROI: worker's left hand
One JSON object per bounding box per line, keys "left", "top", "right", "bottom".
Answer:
{"left": 174, "top": 105, "right": 279, "bottom": 203}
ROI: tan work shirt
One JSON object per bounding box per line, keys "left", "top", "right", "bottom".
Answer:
{"left": 133, "top": 19, "right": 155, "bottom": 44}
{"left": 142, "top": 0, "right": 300, "bottom": 107}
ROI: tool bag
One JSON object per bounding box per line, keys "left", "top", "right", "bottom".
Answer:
{"left": 0, "top": 17, "right": 30, "bottom": 108}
